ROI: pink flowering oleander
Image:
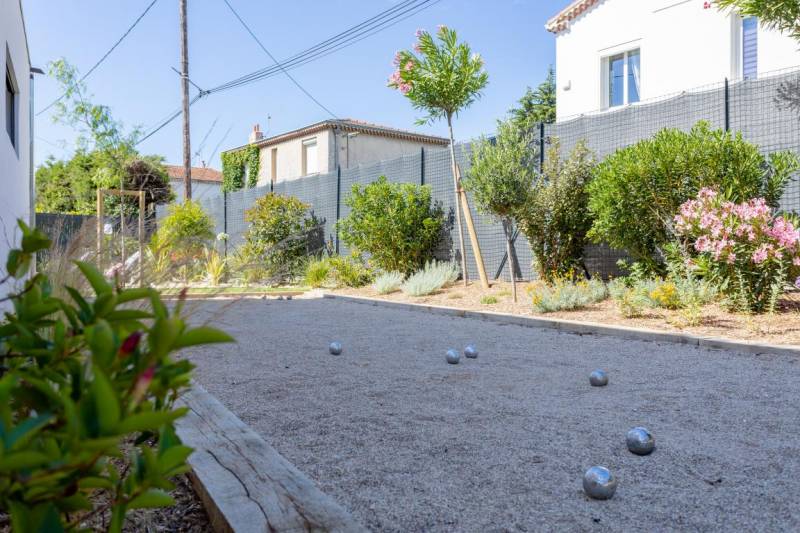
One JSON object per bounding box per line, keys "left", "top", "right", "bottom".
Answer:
{"left": 415, "top": 28, "right": 425, "bottom": 38}
{"left": 675, "top": 188, "right": 800, "bottom": 311}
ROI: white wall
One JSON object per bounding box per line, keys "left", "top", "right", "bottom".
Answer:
{"left": 0, "top": 0, "right": 32, "bottom": 294}
{"left": 553, "top": 0, "right": 800, "bottom": 120}
{"left": 255, "top": 128, "right": 445, "bottom": 185}
{"left": 170, "top": 179, "right": 221, "bottom": 203}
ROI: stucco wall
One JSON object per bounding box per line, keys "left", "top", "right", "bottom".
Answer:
{"left": 554, "top": 0, "right": 800, "bottom": 120}
{"left": 256, "top": 128, "right": 446, "bottom": 186}
{"left": 170, "top": 179, "right": 221, "bottom": 203}
{"left": 1, "top": 0, "right": 32, "bottom": 296}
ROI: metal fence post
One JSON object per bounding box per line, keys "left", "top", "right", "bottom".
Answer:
{"left": 538, "top": 122, "right": 546, "bottom": 172}
{"left": 335, "top": 165, "right": 341, "bottom": 255}
{"left": 223, "top": 191, "right": 228, "bottom": 258}
{"left": 420, "top": 146, "right": 425, "bottom": 186}
{"left": 724, "top": 77, "right": 730, "bottom": 132}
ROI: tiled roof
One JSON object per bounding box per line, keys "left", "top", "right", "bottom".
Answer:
{"left": 546, "top": 0, "right": 601, "bottom": 33}
{"left": 223, "top": 118, "right": 449, "bottom": 154}
{"left": 165, "top": 165, "right": 222, "bottom": 183}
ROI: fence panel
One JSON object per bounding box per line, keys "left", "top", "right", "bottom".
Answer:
{"left": 158, "top": 67, "right": 800, "bottom": 282}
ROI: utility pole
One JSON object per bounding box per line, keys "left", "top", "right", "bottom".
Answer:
{"left": 180, "top": 0, "right": 192, "bottom": 201}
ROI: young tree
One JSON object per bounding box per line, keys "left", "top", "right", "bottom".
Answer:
{"left": 463, "top": 120, "right": 536, "bottom": 301}
{"left": 509, "top": 66, "right": 556, "bottom": 132}
{"left": 388, "top": 26, "right": 490, "bottom": 288}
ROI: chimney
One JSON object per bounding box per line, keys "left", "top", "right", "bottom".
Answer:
{"left": 249, "top": 124, "right": 264, "bottom": 144}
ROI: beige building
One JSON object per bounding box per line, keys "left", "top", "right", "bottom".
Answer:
{"left": 226, "top": 119, "right": 449, "bottom": 186}
{"left": 165, "top": 165, "right": 222, "bottom": 202}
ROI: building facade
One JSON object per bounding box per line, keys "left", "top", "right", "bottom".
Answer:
{"left": 225, "top": 119, "right": 449, "bottom": 187}
{"left": 166, "top": 165, "right": 222, "bottom": 202}
{"left": 547, "top": 0, "right": 800, "bottom": 120}
{"left": 1, "top": 0, "right": 34, "bottom": 293}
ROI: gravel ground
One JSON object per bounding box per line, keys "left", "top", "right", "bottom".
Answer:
{"left": 186, "top": 297, "right": 800, "bottom": 532}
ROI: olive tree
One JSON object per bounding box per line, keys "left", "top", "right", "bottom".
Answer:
{"left": 463, "top": 120, "right": 535, "bottom": 301}
{"left": 388, "top": 25, "right": 490, "bottom": 287}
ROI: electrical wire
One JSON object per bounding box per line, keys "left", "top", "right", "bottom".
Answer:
{"left": 220, "top": 0, "right": 338, "bottom": 118}
{"left": 36, "top": 0, "right": 160, "bottom": 116}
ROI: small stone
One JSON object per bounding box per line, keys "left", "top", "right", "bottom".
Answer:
{"left": 464, "top": 344, "right": 478, "bottom": 359}
{"left": 626, "top": 427, "right": 655, "bottom": 455}
{"left": 583, "top": 466, "right": 617, "bottom": 500}
{"left": 329, "top": 341, "right": 343, "bottom": 355}
{"left": 446, "top": 348, "right": 460, "bottom": 364}
{"left": 589, "top": 369, "right": 608, "bottom": 387}
{"left": 286, "top": 295, "right": 293, "bottom": 300}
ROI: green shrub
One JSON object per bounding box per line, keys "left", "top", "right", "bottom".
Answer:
{"left": 480, "top": 295, "right": 498, "bottom": 305}
{"left": 243, "top": 193, "right": 320, "bottom": 283}
{"left": 153, "top": 200, "right": 214, "bottom": 267}
{"left": 228, "top": 242, "right": 270, "bottom": 285}
{"left": 0, "top": 221, "right": 233, "bottom": 530}
{"left": 401, "top": 260, "right": 458, "bottom": 296}
{"left": 304, "top": 258, "right": 331, "bottom": 288}
{"left": 373, "top": 271, "right": 405, "bottom": 294}
{"left": 529, "top": 277, "right": 607, "bottom": 313}
{"left": 338, "top": 176, "right": 443, "bottom": 274}
{"left": 588, "top": 121, "right": 799, "bottom": 272}
{"left": 516, "top": 139, "right": 596, "bottom": 281}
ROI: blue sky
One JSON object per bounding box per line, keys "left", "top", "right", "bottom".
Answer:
{"left": 24, "top": 0, "right": 562, "bottom": 170}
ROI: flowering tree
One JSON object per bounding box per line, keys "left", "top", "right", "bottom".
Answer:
{"left": 674, "top": 188, "right": 800, "bottom": 313}
{"left": 388, "top": 25, "right": 490, "bottom": 287}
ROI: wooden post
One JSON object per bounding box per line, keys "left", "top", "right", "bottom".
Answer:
{"left": 139, "top": 191, "right": 145, "bottom": 287}
{"left": 456, "top": 165, "right": 490, "bottom": 289}
{"left": 180, "top": 0, "right": 192, "bottom": 201}
{"left": 96, "top": 189, "right": 104, "bottom": 261}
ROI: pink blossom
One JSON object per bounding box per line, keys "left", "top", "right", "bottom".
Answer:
{"left": 393, "top": 52, "right": 402, "bottom": 66}
{"left": 437, "top": 24, "right": 447, "bottom": 31}
{"left": 752, "top": 245, "right": 769, "bottom": 264}
{"left": 413, "top": 43, "right": 422, "bottom": 53}
{"left": 404, "top": 60, "right": 414, "bottom": 72}
{"left": 796, "top": 276, "right": 800, "bottom": 289}
{"left": 399, "top": 82, "right": 412, "bottom": 95}
{"left": 793, "top": 256, "right": 800, "bottom": 266}
{"left": 415, "top": 28, "right": 425, "bottom": 38}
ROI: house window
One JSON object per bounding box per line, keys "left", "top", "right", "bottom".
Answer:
{"left": 271, "top": 147, "right": 278, "bottom": 183}
{"left": 5, "top": 58, "right": 17, "bottom": 149}
{"left": 606, "top": 49, "right": 640, "bottom": 108}
{"left": 742, "top": 16, "right": 758, "bottom": 79}
{"left": 302, "top": 138, "right": 318, "bottom": 175}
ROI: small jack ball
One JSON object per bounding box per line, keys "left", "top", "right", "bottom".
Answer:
{"left": 583, "top": 466, "right": 617, "bottom": 500}
{"left": 446, "top": 349, "right": 460, "bottom": 364}
{"left": 589, "top": 369, "right": 608, "bottom": 387}
{"left": 464, "top": 344, "right": 478, "bottom": 359}
{"left": 329, "top": 342, "right": 342, "bottom": 355}
{"left": 626, "top": 427, "right": 655, "bottom": 455}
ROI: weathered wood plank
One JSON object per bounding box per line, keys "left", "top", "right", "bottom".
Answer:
{"left": 175, "top": 384, "right": 367, "bottom": 533}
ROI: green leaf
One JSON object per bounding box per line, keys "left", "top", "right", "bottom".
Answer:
{"left": 0, "top": 451, "right": 52, "bottom": 471}
{"left": 55, "top": 493, "right": 92, "bottom": 512}
{"left": 91, "top": 366, "right": 120, "bottom": 435}
{"left": 20, "top": 224, "right": 51, "bottom": 254}
{"left": 106, "top": 309, "right": 153, "bottom": 321}
{"left": 93, "top": 292, "right": 118, "bottom": 317}
{"left": 117, "top": 287, "right": 154, "bottom": 304}
{"left": 85, "top": 320, "right": 117, "bottom": 368}
{"left": 117, "top": 408, "right": 188, "bottom": 434}
{"left": 173, "top": 326, "right": 235, "bottom": 349}
{"left": 78, "top": 476, "right": 115, "bottom": 489}
{"left": 158, "top": 444, "right": 193, "bottom": 474}
{"left": 127, "top": 488, "right": 175, "bottom": 509}
{"left": 75, "top": 260, "right": 112, "bottom": 295}
{"left": 7, "top": 412, "right": 54, "bottom": 450}
{"left": 6, "top": 249, "right": 31, "bottom": 279}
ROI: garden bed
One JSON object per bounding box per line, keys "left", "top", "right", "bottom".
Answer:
{"left": 185, "top": 298, "right": 800, "bottom": 531}
{"left": 332, "top": 281, "right": 800, "bottom": 346}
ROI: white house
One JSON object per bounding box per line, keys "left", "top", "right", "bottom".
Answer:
{"left": 166, "top": 165, "right": 222, "bottom": 202}
{"left": 1, "top": 0, "right": 36, "bottom": 294}
{"left": 225, "top": 119, "right": 449, "bottom": 186}
{"left": 547, "top": 0, "right": 800, "bottom": 120}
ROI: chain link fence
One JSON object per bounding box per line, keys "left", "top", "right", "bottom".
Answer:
{"left": 158, "top": 66, "right": 800, "bottom": 281}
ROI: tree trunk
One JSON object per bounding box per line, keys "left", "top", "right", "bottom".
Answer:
{"left": 503, "top": 218, "right": 517, "bottom": 303}
{"left": 446, "top": 115, "right": 468, "bottom": 286}
{"left": 447, "top": 116, "right": 490, "bottom": 289}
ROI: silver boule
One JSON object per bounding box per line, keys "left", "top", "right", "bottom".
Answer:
{"left": 464, "top": 344, "right": 478, "bottom": 359}
{"left": 626, "top": 427, "right": 655, "bottom": 455}
{"left": 446, "top": 348, "right": 460, "bottom": 364}
{"left": 329, "top": 341, "right": 342, "bottom": 355}
{"left": 589, "top": 369, "right": 608, "bottom": 387}
{"left": 583, "top": 466, "right": 617, "bottom": 500}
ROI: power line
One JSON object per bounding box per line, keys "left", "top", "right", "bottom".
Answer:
{"left": 36, "top": 0, "right": 160, "bottom": 117}
{"left": 210, "top": 0, "right": 435, "bottom": 93}
{"left": 220, "top": 0, "right": 338, "bottom": 119}
{"left": 135, "top": 0, "right": 439, "bottom": 145}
